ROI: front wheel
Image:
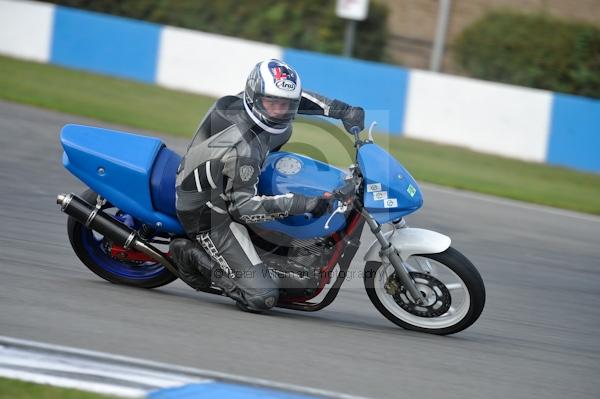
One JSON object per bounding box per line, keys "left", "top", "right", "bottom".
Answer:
{"left": 364, "top": 247, "right": 485, "bottom": 335}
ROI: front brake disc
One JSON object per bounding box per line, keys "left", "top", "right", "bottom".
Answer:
{"left": 388, "top": 272, "right": 452, "bottom": 318}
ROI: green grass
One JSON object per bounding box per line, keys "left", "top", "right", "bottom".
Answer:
{"left": 0, "top": 377, "right": 117, "bottom": 399}
{"left": 1, "top": 55, "right": 599, "bottom": 214}
{"left": 387, "top": 137, "right": 600, "bottom": 214}
{"left": 0, "top": 56, "right": 212, "bottom": 136}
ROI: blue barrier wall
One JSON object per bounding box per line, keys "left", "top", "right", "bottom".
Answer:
{"left": 283, "top": 49, "right": 409, "bottom": 134}
{"left": 50, "top": 7, "right": 160, "bottom": 83}
{"left": 547, "top": 94, "right": 600, "bottom": 173}
{"left": 2, "top": 0, "right": 597, "bottom": 173}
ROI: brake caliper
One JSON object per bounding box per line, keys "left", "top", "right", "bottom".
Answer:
{"left": 384, "top": 275, "right": 401, "bottom": 296}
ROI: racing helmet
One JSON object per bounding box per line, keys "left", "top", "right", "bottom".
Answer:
{"left": 243, "top": 59, "right": 302, "bottom": 132}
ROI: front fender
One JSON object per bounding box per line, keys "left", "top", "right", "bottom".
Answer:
{"left": 363, "top": 227, "right": 451, "bottom": 262}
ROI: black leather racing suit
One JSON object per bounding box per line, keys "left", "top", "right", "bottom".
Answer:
{"left": 174, "top": 91, "right": 363, "bottom": 310}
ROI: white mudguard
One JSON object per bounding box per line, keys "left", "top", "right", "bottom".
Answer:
{"left": 363, "top": 228, "right": 451, "bottom": 262}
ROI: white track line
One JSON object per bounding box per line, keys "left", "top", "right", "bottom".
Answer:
{"left": 0, "top": 347, "right": 202, "bottom": 388}
{"left": 0, "top": 336, "right": 372, "bottom": 399}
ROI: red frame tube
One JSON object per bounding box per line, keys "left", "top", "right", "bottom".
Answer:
{"left": 281, "top": 210, "right": 363, "bottom": 303}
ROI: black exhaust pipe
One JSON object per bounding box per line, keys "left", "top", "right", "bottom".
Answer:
{"left": 56, "top": 193, "right": 179, "bottom": 277}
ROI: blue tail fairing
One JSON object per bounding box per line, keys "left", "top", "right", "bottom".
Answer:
{"left": 357, "top": 143, "right": 423, "bottom": 224}
{"left": 60, "top": 124, "right": 184, "bottom": 234}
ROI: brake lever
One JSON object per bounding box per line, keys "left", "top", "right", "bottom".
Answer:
{"left": 324, "top": 201, "right": 348, "bottom": 230}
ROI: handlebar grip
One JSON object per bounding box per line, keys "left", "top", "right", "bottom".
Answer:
{"left": 333, "top": 181, "right": 356, "bottom": 200}
{"left": 332, "top": 190, "right": 345, "bottom": 200}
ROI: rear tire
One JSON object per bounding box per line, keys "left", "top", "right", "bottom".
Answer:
{"left": 67, "top": 189, "right": 177, "bottom": 288}
{"left": 364, "top": 247, "right": 485, "bottom": 335}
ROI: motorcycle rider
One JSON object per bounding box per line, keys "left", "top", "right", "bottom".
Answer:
{"left": 171, "top": 59, "right": 364, "bottom": 311}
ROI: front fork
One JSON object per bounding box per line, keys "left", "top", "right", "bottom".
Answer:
{"left": 361, "top": 209, "right": 425, "bottom": 305}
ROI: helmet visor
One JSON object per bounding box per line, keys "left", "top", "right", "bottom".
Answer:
{"left": 255, "top": 95, "right": 300, "bottom": 125}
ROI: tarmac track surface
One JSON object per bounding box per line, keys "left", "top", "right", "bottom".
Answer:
{"left": 0, "top": 100, "right": 599, "bottom": 399}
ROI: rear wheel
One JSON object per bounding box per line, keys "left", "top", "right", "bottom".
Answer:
{"left": 67, "top": 189, "right": 177, "bottom": 288}
{"left": 364, "top": 247, "right": 485, "bottom": 335}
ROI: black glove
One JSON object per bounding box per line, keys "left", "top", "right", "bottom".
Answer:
{"left": 332, "top": 180, "right": 355, "bottom": 201}
{"left": 304, "top": 196, "right": 331, "bottom": 217}
{"left": 330, "top": 99, "right": 365, "bottom": 134}
{"left": 289, "top": 194, "right": 330, "bottom": 217}
{"left": 342, "top": 106, "right": 365, "bottom": 134}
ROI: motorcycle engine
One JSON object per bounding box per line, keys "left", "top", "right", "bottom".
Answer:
{"left": 251, "top": 230, "right": 335, "bottom": 298}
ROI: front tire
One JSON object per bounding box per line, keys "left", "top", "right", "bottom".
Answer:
{"left": 364, "top": 247, "right": 485, "bottom": 335}
{"left": 67, "top": 189, "right": 177, "bottom": 289}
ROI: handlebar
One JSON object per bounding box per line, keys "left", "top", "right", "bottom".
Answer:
{"left": 350, "top": 126, "right": 361, "bottom": 143}
{"left": 350, "top": 126, "right": 361, "bottom": 135}
{"left": 350, "top": 122, "right": 377, "bottom": 144}
{"left": 332, "top": 180, "right": 355, "bottom": 200}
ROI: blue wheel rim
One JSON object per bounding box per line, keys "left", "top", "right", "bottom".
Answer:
{"left": 80, "top": 224, "right": 166, "bottom": 280}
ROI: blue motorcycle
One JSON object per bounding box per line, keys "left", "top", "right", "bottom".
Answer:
{"left": 56, "top": 122, "right": 485, "bottom": 335}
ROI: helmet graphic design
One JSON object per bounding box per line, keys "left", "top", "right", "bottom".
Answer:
{"left": 244, "top": 59, "right": 302, "bottom": 133}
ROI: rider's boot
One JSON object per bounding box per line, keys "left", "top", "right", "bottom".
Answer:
{"left": 169, "top": 238, "right": 212, "bottom": 291}
{"left": 211, "top": 263, "right": 279, "bottom": 313}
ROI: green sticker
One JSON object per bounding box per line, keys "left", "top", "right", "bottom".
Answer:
{"left": 407, "top": 184, "right": 416, "bottom": 197}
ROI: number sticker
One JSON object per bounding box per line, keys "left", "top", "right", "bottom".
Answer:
{"left": 373, "top": 191, "right": 388, "bottom": 201}
{"left": 367, "top": 183, "right": 382, "bottom": 192}
{"left": 384, "top": 198, "right": 398, "bottom": 208}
